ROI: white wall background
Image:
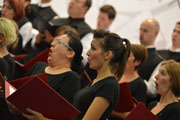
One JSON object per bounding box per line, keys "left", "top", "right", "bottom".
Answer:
{"left": 2, "top": 0, "right": 180, "bottom": 50}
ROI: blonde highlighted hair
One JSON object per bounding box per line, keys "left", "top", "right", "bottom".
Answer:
{"left": 0, "top": 18, "right": 17, "bottom": 46}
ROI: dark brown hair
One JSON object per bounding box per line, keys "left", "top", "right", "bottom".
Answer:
{"left": 93, "top": 30, "right": 131, "bottom": 79}
{"left": 100, "top": 4, "right": 116, "bottom": 20}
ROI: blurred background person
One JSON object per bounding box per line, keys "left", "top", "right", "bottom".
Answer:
{"left": 158, "top": 21, "right": 180, "bottom": 62}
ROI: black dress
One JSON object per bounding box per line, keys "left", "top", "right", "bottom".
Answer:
{"left": 149, "top": 101, "right": 180, "bottom": 120}
{"left": 3, "top": 54, "right": 15, "bottom": 80}
{"left": 26, "top": 62, "right": 81, "bottom": 104}
{"left": 0, "top": 58, "right": 9, "bottom": 79}
{"left": 128, "top": 77, "right": 147, "bottom": 104}
{"left": 73, "top": 76, "right": 119, "bottom": 120}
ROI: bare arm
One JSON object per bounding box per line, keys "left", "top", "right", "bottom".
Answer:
{"left": 82, "top": 97, "right": 110, "bottom": 120}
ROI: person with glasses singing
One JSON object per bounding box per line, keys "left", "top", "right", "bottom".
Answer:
{"left": 25, "top": 32, "right": 83, "bottom": 104}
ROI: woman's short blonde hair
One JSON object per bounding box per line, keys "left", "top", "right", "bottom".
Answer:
{"left": 0, "top": 18, "right": 17, "bottom": 46}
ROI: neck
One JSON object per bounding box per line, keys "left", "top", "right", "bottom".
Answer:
{"left": 159, "top": 90, "right": 178, "bottom": 105}
{"left": 70, "top": 14, "right": 85, "bottom": 19}
{"left": 41, "top": 0, "right": 51, "bottom": 4}
{"left": 172, "top": 45, "right": 180, "bottom": 50}
{"left": 0, "top": 46, "right": 9, "bottom": 58}
{"left": 119, "top": 69, "right": 139, "bottom": 83}
{"left": 95, "top": 63, "right": 114, "bottom": 81}
{"left": 46, "top": 63, "right": 71, "bottom": 74}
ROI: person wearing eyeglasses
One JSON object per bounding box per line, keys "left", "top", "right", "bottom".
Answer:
{"left": 25, "top": 32, "right": 83, "bottom": 104}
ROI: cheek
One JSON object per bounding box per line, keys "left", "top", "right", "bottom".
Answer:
{"left": 6, "top": 11, "right": 14, "bottom": 19}
{"left": 89, "top": 53, "right": 104, "bottom": 69}
{"left": 158, "top": 79, "right": 171, "bottom": 91}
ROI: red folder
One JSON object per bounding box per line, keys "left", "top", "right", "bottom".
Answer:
{"left": 15, "top": 48, "right": 49, "bottom": 73}
{"left": 114, "top": 82, "right": 135, "bottom": 112}
{"left": 11, "top": 54, "right": 27, "bottom": 61}
{"left": 5, "top": 80, "right": 17, "bottom": 98}
{"left": 6, "top": 76, "right": 80, "bottom": 120}
{"left": 125, "top": 102, "right": 160, "bottom": 120}
{"left": 9, "top": 73, "right": 48, "bottom": 89}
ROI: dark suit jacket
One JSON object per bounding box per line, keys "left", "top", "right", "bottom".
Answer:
{"left": 26, "top": 4, "right": 57, "bottom": 33}
{"left": 138, "top": 48, "right": 163, "bottom": 81}
{"left": 158, "top": 50, "right": 180, "bottom": 62}
{"left": 50, "top": 17, "right": 92, "bottom": 39}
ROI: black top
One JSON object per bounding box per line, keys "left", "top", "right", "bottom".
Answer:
{"left": 138, "top": 48, "right": 163, "bottom": 81}
{"left": 149, "top": 101, "right": 180, "bottom": 120}
{"left": 26, "top": 62, "right": 81, "bottom": 104}
{"left": 158, "top": 50, "right": 180, "bottom": 62}
{"left": 0, "top": 58, "right": 9, "bottom": 79}
{"left": 128, "top": 77, "right": 147, "bottom": 104}
{"left": 0, "top": 97, "right": 14, "bottom": 120}
{"left": 73, "top": 76, "right": 119, "bottom": 120}
{"left": 50, "top": 17, "right": 92, "bottom": 38}
{"left": 3, "top": 54, "right": 15, "bottom": 80}
{"left": 26, "top": 4, "right": 57, "bottom": 32}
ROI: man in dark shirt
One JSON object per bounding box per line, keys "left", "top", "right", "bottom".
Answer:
{"left": 49, "top": 0, "right": 92, "bottom": 39}
{"left": 26, "top": 0, "right": 57, "bottom": 33}
{"left": 158, "top": 21, "right": 180, "bottom": 62}
{"left": 138, "top": 18, "right": 163, "bottom": 81}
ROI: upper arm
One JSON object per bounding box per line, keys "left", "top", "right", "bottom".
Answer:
{"left": 82, "top": 97, "right": 110, "bottom": 120}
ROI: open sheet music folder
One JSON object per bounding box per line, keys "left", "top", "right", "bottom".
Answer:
{"left": 3, "top": 74, "right": 80, "bottom": 120}
{"left": 125, "top": 102, "right": 160, "bottom": 120}
{"left": 15, "top": 48, "right": 49, "bottom": 73}
{"left": 115, "top": 82, "right": 135, "bottom": 112}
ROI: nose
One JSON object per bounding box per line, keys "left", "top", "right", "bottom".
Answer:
{"left": 155, "top": 74, "right": 159, "bottom": 81}
{"left": 86, "top": 49, "right": 90, "bottom": 56}
{"left": 70, "top": 0, "right": 75, "bottom": 4}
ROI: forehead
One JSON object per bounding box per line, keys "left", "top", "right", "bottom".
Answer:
{"left": 174, "top": 24, "right": 180, "bottom": 31}
{"left": 54, "top": 34, "right": 69, "bottom": 43}
{"left": 140, "top": 21, "right": 154, "bottom": 30}
{"left": 98, "top": 11, "right": 109, "bottom": 18}
{"left": 159, "top": 65, "right": 167, "bottom": 72}
{"left": 74, "top": 0, "right": 86, "bottom": 4}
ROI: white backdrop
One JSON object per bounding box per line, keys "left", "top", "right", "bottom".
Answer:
{"left": 2, "top": 0, "right": 180, "bottom": 49}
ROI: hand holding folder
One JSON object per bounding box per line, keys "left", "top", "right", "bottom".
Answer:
{"left": 3, "top": 74, "right": 80, "bottom": 120}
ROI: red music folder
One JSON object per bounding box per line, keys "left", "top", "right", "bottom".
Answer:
{"left": 15, "top": 48, "right": 49, "bottom": 73}
{"left": 114, "top": 82, "right": 135, "bottom": 112}
{"left": 11, "top": 54, "right": 27, "bottom": 61}
{"left": 9, "top": 73, "right": 48, "bottom": 89}
{"left": 6, "top": 76, "right": 80, "bottom": 120}
{"left": 125, "top": 102, "right": 160, "bottom": 120}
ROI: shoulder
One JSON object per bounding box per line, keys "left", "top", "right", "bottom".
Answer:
{"left": 101, "top": 77, "right": 119, "bottom": 88}
{"left": 65, "top": 71, "right": 80, "bottom": 80}
{"left": 33, "top": 62, "right": 48, "bottom": 69}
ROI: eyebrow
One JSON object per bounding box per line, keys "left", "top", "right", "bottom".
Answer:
{"left": 54, "top": 40, "right": 74, "bottom": 51}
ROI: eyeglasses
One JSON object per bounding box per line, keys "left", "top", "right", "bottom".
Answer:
{"left": 53, "top": 40, "right": 74, "bottom": 51}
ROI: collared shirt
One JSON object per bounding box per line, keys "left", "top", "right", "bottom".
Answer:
{"left": 38, "top": 1, "right": 52, "bottom": 8}
{"left": 169, "top": 47, "right": 180, "bottom": 52}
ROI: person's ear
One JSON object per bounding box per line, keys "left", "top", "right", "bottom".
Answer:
{"left": 0, "top": 35, "right": 5, "bottom": 44}
{"left": 134, "top": 60, "right": 141, "bottom": 67}
{"left": 104, "top": 51, "right": 113, "bottom": 60}
{"left": 67, "top": 51, "right": 75, "bottom": 59}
